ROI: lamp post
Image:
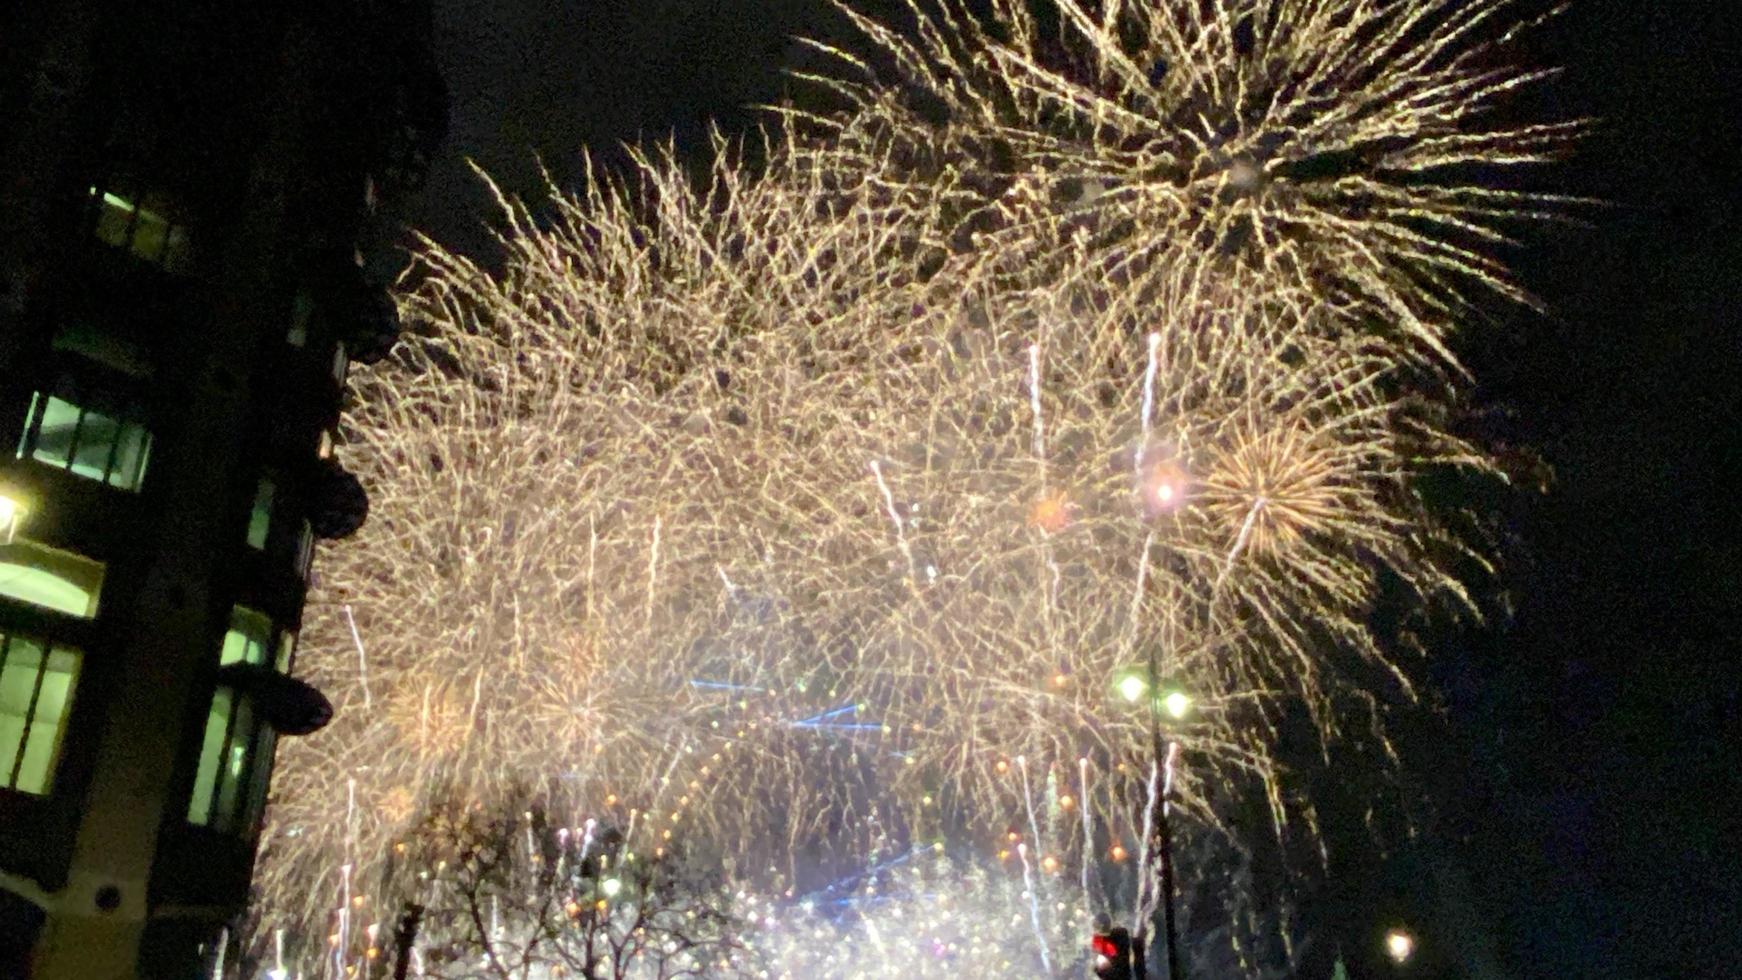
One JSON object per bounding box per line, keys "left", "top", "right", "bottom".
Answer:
{"left": 1145, "top": 652, "right": 1187, "bottom": 980}
{"left": 1125, "top": 451, "right": 1193, "bottom": 979}
{"left": 1115, "top": 667, "right": 1192, "bottom": 980}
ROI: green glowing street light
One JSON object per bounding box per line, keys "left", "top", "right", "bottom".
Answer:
{"left": 1116, "top": 672, "right": 1148, "bottom": 703}
{"left": 1161, "top": 689, "right": 1192, "bottom": 721}
{"left": 1113, "top": 673, "right": 1194, "bottom": 722}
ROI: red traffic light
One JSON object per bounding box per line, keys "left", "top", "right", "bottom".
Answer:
{"left": 1091, "top": 927, "right": 1133, "bottom": 980}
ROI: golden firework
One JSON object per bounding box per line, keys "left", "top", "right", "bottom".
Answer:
{"left": 254, "top": 0, "right": 1570, "bottom": 955}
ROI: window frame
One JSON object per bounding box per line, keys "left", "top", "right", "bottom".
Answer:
{"left": 0, "top": 537, "right": 106, "bottom": 619}
{"left": 0, "top": 630, "right": 82, "bottom": 797}
{"left": 187, "top": 607, "right": 294, "bottom": 835}
{"left": 16, "top": 387, "right": 153, "bottom": 492}
{"left": 86, "top": 183, "right": 193, "bottom": 274}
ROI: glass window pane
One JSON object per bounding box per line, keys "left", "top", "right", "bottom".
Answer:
{"left": 187, "top": 688, "right": 233, "bottom": 825}
{"left": 29, "top": 396, "right": 83, "bottom": 468}
{"left": 92, "top": 190, "right": 135, "bottom": 248}
{"left": 214, "top": 696, "right": 253, "bottom": 831}
{"left": 0, "top": 638, "right": 46, "bottom": 785}
{"left": 0, "top": 637, "right": 79, "bottom": 796}
{"left": 275, "top": 631, "right": 297, "bottom": 673}
{"left": 69, "top": 410, "right": 120, "bottom": 481}
{"left": 109, "top": 423, "right": 151, "bottom": 491}
{"left": 221, "top": 606, "right": 272, "bottom": 667}
{"left": 20, "top": 392, "right": 152, "bottom": 491}
{"left": 247, "top": 479, "right": 275, "bottom": 550}
{"left": 14, "top": 648, "right": 77, "bottom": 794}
{"left": 0, "top": 540, "right": 105, "bottom": 618}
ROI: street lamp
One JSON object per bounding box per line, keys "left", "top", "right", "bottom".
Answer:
{"left": 1117, "top": 672, "right": 1149, "bottom": 703}
{"left": 1161, "top": 689, "right": 1192, "bottom": 721}
{"left": 1111, "top": 664, "right": 1194, "bottom": 980}
{"left": 1138, "top": 676, "right": 1192, "bottom": 980}
{"left": 1384, "top": 928, "right": 1416, "bottom": 965}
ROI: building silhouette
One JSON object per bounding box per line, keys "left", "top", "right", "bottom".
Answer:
{"left": 0, "top": 2, "right": 444, "bottom": 975}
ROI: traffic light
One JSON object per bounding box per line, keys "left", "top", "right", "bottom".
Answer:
{"left": 1091, "top": 925, "right": 1134, "bottom": 980}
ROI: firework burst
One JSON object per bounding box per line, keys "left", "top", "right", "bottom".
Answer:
{"left": 257, "top": 0, "right": 1570, "bottom": 963}
{"left": 803, "top": 0, "right": 1582, "bottom": 364}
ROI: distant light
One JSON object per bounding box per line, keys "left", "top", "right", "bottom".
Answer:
{"left": 1385, "top": 928, "right": 1415, "bottom": 964}
{"left": 1140, "top": 460, "right": 1190, "bottom": 515}
{"left": 602, "top": 877, "right": 622, "bottom": 898}
{"left": 1162, "top": 690, "right": 1192, "bottom": 720}
{"left": 1118, "top": 674, "right": 1147, "bottom": 703}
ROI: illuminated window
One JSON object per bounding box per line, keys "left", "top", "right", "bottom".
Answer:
{"left": 0, "top": 540, "right": 104, "bottom": 618}
{"left": 88, "top": 186, "right": 191, "bottom": 273}
{"left": 16, "top": 391, "right": 152, "bottom": 491}
{"left": 246, "top": 479, "right": 274, "bottom": 550}
{"left": 187, "top": 688, "right": 241, "bottom": 829}
{"left": 275, "top": 631, "right": 297, "bottom": 673}
{"left": 219, "top": 606, "right": 272, "bottom": 667}
{"left": 187, "top": 687, "right": 276, "bottom": 833}
{"left": 191, "top": 608, "right": 284, "bottom": 831}
{"left": 0, "top": 633, "right": 81, "bottom": 796}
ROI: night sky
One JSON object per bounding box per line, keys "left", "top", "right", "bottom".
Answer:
{"left": 399, "top": 2, "right": 1740, "bottom": 976}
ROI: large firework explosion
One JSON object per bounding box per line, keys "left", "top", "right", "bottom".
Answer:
{"left": 257, "top": 0, "right": 1570, "bottom": 968}
{"left": 804, "top": 0, "right": 1581, "bottom": 365}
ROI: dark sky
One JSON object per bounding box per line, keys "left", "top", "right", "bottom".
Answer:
{"left": 402, "top": 2, "right": 1741, "bottom": 976}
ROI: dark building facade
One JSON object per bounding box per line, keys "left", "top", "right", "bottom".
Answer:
{"left": 0, "top": 2, "right": 444, "bottom": 975}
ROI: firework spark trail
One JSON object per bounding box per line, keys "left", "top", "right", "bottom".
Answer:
{"left": 1132, "top": 759, "right": 1160, "bottom": 934}
{"left": 1079, "top": 757, "right": 1098, "bottom": 913}
{"left": 1016, "top": 842, "right": 1053, "bottom": 976}
{"left": 870, "top": 458, "right": 919, "bottom": 588}
{"left": 1214, "top": 496, "right": 1268, "bottom": 593}
{"left": 343, "top": 605, "right": 371, "bottom": 710}
{"left": 1016, "top": 756, "right": 1044, "bottom": 862}
{"left": 1139, "top": 331, "right": 1161, "bottom": 472}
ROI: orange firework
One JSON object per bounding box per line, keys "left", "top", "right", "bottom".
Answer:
{"left": 1027, "top": 489, "right": 1075, "bottom": 534}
